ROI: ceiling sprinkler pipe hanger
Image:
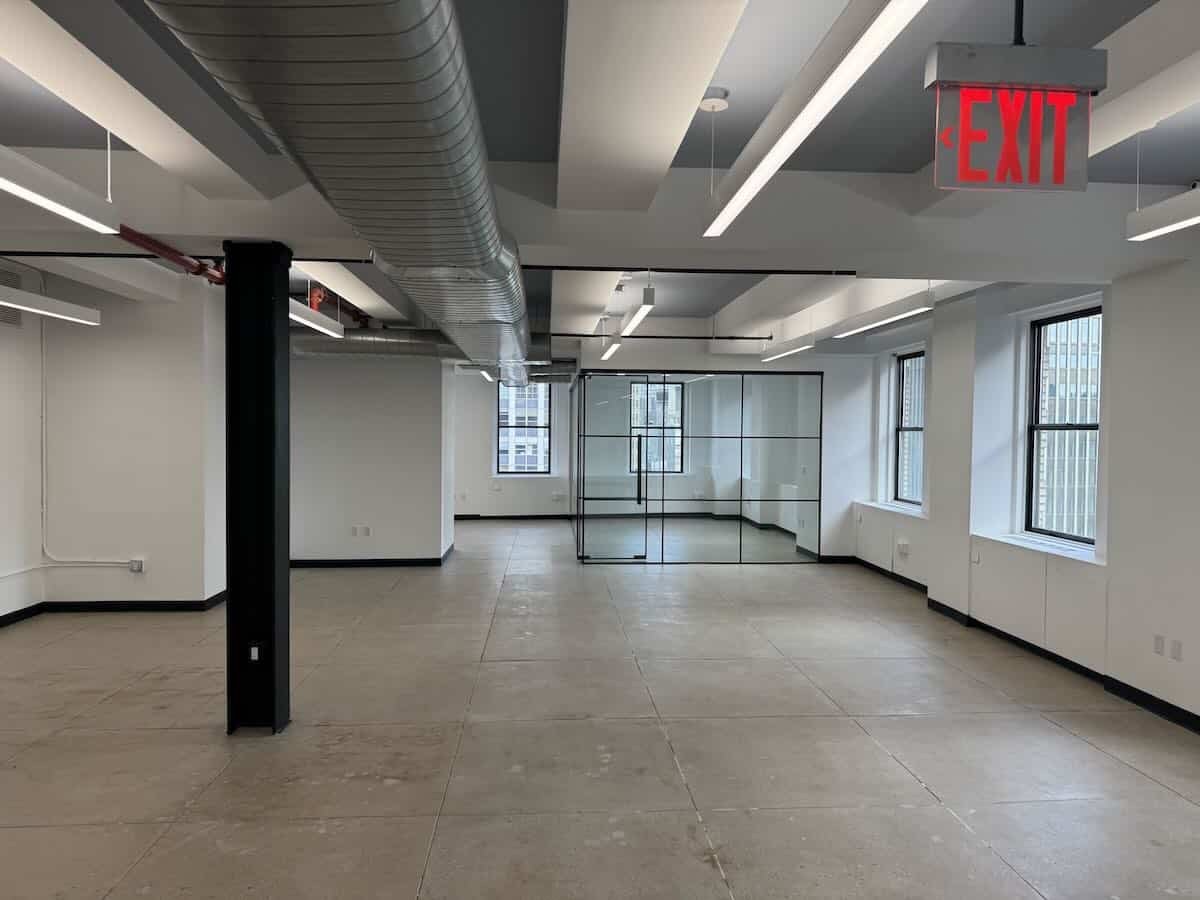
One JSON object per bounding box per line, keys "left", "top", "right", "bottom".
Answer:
{"left": 1013, "top": 0, "right": 1025, "bottom": 47}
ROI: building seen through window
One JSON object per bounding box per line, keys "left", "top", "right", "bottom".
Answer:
{"left": 497, "top": 382, "right": 551, "bottom": 474}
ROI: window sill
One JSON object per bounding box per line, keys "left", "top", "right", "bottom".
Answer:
{"left": 974, "top": 532, "right": 1103, "bottom": 565}
{"left": 857, "top": 500, "right": 928, "bottom": 520}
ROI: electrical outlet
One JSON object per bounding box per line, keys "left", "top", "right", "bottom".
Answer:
{"left": 1171, "top": 640, "right": 1183, "bottom": 662}
{"left": 351, "top": 526, "right": 359, "bottom": 537}
{"left": 362, "top": 525, "right": 371, "bottom": 537}
{"left": 1154, "top": 635, "right": 1166, "bottom": 656}
{"left": 896, "top": 539, "right": 910, "bottom": 557}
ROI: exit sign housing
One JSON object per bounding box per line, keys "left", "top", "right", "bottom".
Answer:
{"left": 934, "top": 85, "right": 1090, "bottom": 191}
{"left": 925, "top": 42, "right": 1107, "bottom": 193}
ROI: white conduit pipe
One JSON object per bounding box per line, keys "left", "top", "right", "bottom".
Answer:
{"left": 0, "top": 305, "right": 131, "bottom": 582}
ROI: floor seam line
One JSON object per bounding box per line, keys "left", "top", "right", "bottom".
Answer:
{"left": 1037, "top": 711, "right": 1200, "bottom": 808}
{"left": 414, "top": 531, "right": 512, "bottom": 898}
{"left": 620, "top": 583, "right": 737, "bottom": 900}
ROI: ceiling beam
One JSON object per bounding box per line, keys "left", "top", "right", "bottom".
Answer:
{"left": 556, "top": 0, "right": 746, "bottom": 210}
{"left": 2, "top": 0, "right": 303, "bottom": 200}
{"left": 32, "top": 256, "right": 212, "bottom": 304}
{"left": 550, "top": 270, "right": 624, "bottom": 333}
{"left": 713, "top": 273, "right": 856, "bottom": 335}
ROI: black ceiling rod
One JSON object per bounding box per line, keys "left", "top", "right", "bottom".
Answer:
{"left": 1013, "top": 0, "right": 1026, "bottom": 46}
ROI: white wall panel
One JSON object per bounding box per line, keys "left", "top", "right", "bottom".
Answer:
{"left": 925, "top": 302, "right": 976, "bottom": 612}
{"left": 855, "top": 504, "right": 894, "bottom": 572}
{"left": 1106, "top": 259, "right": 1200, "bottom": 714}
{"left": 970, "top": 537, "right": 1046, "bottom": 646}
{"left": 1046, "top": 556, "right": 1108, "bottom": 673}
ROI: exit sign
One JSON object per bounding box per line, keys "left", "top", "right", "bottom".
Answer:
{"left": 934, "top": 85, "right": 1090, "bottom": 191}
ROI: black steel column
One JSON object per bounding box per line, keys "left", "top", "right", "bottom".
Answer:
{"left": 224, "top": 241, "right": 292, "bottom": 734}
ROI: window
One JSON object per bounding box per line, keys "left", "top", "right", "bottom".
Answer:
{"left": 894, "top": 351, "right": 925, "bottom": 504}
{"left": 1026, "top": 308, "right": 1102, "bottom": 543}
{"left": 630, "top": 382, "right": 683, "bottom": 473}
{"left": 497, "top": 382, "right": 551, "bottom": 474}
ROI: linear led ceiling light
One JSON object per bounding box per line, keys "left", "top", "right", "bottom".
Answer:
{"left": 0, "top": 145, "right": 119, "bottom": 235}
{"left": 762, "top": 342, "right": 814, "bottom": 362}
{"left": 621, "top": 284, "right": 656, "bottom": 336}
{"left": 704, "top": 0, "right": 929, "bottom": 237}
{"left": 0, "top": 283, "right": 100, "bottom": 326}
{"left": 288, "top": 299, "right": 345, "bottom": 338}
{"left": 1128, "top": 216, "right": 1200, "bottom": 242}
{"left": 601, "top": 335, "right": 621, "bottom": 361}
{"left": 833, "top": 306, "right": 932, "bottom": 338}
{"left": 479, "top": 370, "right": 494, "bottom": 382}
{"left": 1126, "top": 184, "right": 1200, "bottom": 242}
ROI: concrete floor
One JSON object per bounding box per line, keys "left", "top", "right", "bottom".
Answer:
{"left": 1, "top": 519, "right": 1199, "bottom": 898}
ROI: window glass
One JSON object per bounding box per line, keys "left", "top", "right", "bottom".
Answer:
{"left": 1028, "top": 309, "right": 1102, "bottom": 542}
{"left": 497, "top": 383, "right": 551, "bottom": 474}
{"left": 894, "top": 352, "right": 925, "bottom": 504}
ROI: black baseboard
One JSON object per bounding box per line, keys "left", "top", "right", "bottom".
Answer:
{"left": 1, "top": 590, "right": 228, "bottom": 628}
{"left": 290, "top": 545, "right": 453, "bottom": 568}
{"left": 927, "top": 596, "right": 971, "bottom": 626}
{"left": 455, "top": 514, "right": 571, "bottom": 521}
{"left": 926, "top": 596, "right": 1200, "bottom": 735}
{"left": 856, "top": 559, "right": 926, "bottom": 592}
{"left": 817, "top": 554, "right": 857, "bottom": 564}
{"left": 1104, "top": 678, "right": 1200, "bottom": 735}
{"left": 0, "top": 603, "right": 45, "bottom": 629}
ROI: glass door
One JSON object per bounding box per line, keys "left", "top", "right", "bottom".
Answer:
{"left": 580, "top": 373, "right": 651, "bottom": 560}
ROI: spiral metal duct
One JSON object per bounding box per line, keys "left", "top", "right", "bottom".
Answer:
{"left": 144, "top": 0, "right": 531, "bottom": 382}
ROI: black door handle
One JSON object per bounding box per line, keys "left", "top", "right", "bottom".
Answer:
{"left": 636, "top": 434, "right": 643, "bottom": 506}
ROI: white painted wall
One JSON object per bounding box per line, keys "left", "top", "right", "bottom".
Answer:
{"left": 440, "top": 365, "right": 456, "bottom": 555}
{"left": 291, "top": 355, "right": 450, "bottom": 561}
{"left": 203, "top": 290, "right": 226, "bottom": 598}
{"left": 41, "top": 275, "right": 222, "bottom": 605}
{"left": 855, "top": 270, "right": 1200, "bottom": 716}
{"left": 453, "top": 371, "right": 571, "bottom": 517}
{"left": 923, "top": 300, "right": 977, "bottom": 613}
{"left": 1105, "top": 259, "right": 1200, "bottom": 714}
{"left": 0, "top": 279, "right": 45, "bottom": 618}
{"left": 0, "top": 268, "right": 226, "bottom": 614}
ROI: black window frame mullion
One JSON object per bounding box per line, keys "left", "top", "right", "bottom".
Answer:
{"left": 893, "top": 351, "right": 925, "bottom": 505}
{"left": 628, "top": 381, "right": 685, "bottom": 475}
{"left": 1024, "top": 306, "right": 1102, "bottom": 545}
{"left": 496, "top": 381, "right": 553, "bottom": 475}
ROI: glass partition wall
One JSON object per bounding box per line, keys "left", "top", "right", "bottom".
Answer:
{"left": 573, "top": 371, "right": 822, "bottom": 563}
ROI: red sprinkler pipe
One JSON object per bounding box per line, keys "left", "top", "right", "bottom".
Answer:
{"left": 118, "top": 225, "right": 225, "bottom": 285}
